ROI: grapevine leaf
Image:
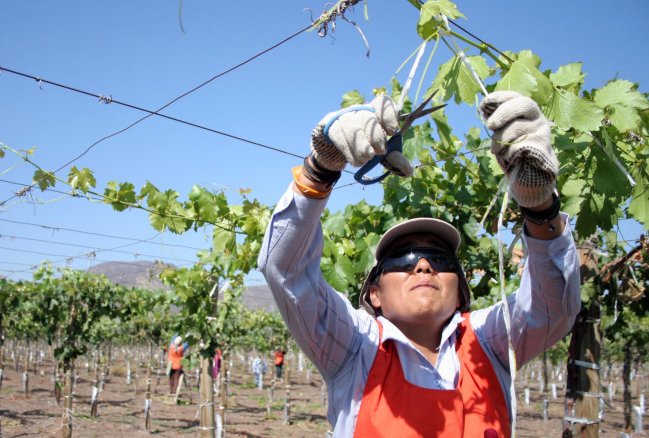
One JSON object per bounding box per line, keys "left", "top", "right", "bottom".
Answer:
{"left": 594, "top": 79, "right": 649, "bottom": 132}
{"left": 324, "top": 212, "right": 348, "bottom": 238}
{"left": 495, "top": 51, "right": 553, "bottom": 104}
{"left": 321, "top": 254, "right": 354, "bottom": 292}
{"left": 549, "top": 63, "right": 585, "bottom": 90}
{"left": 591, "top": 135, "right": 631, "bottom": 196}
{"left": 576, "top": 191, "right": 617, "bottom": 237}
{"left": 68, "top": 167, "right": 96, "bottom": 193}
{"left": 431, "top": 55, "right": 489, "bottom": 105}
{"left": 104, "top": 181, "right": 136, "bottom": 212}
{"left": 580, "top": 279, "right": 597, "bottom": 304}
{"left": 341, "top": 90, "right": 364, "bottom": 108}
{"left": 188, "top": 185, "right": 221, "bottom": 225}
{"left": 559, "top": 177, "right": 585, "bottom": 217}
{"left": 33, "top": 169, "right": 56, "bottom": 191}
{"left": 628, "top": 165, "right": 649, "bottom": 229}
{"left": 417, "top": 0, "right": 465, "bottom": 39}
{"left": 547, "top": 90, "right": 603, "bottom": 132}
{"left": 212, "top": 227, "right": 236, "bottom": 254}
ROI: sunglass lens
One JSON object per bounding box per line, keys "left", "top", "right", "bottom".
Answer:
{"left": 380, "top": 250, "right": 456, "bottom": 274}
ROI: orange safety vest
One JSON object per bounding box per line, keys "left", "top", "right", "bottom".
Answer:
{"left": 168, "top": 344, "right": 185, "bottom": 370}
{"left": 354, "top": 314, "right": 511, "bottom": 437}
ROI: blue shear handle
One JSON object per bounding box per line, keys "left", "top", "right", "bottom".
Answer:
{"left": 354, "top": 155, "right": 389, "bottom": 185}
{"left": 353, "top": 134, "right": 403, "bottom": 185}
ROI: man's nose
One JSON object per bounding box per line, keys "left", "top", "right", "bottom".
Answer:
{"left": 414, "top": 257, "right": 438, "bottom": 275}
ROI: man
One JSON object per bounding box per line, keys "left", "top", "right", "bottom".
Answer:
{"left": 274, "top": 349, "right": 286, "bottom": 379}
{"left": 251, "top": 354, "right": 268, "bottom": 389}
{"left": 258, "top": 91, "right": 580, "bottom": 436}
{"left": 168, "top": 335, "right": 188, "bottom": 395}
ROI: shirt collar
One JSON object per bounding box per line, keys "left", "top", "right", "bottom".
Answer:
{"left": 377, "top": 311, "right": 465, "bottom": 348}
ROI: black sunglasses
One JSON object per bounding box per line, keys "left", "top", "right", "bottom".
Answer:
{"left": 377, "top": 247, "right": 458, "bottom": 276}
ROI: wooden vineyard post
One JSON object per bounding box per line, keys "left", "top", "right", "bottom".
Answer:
{"left": 54, "top": 360, "right": 62, "bottom": 405}
{"left": 126, "top": 353, "right": 132, "bottom": 385}
{"left": 22, "top": 341, "right": 29, "bottom": 396}
{"left": 283, "top": 361, "right": 291, "bottom": 425}
{"left": 563, "top": 244, "right": 602, "bottom": 438}
{"left": 542, "top": 352, "right": 549, "bottom": 421}
{"left": 61, "top": 367, "right": 74, "bottom": 438}
{"left": 90, "top": 358, "right": 98, "bottom": 417}
{"left": 623, "top": 343, "right": 633, "bottom": 433}
{"left": 217, "top": 358, "right": 228, "bottom": 437}
{"left": 144, "top": 366, "right": 153, "bottom": 431}
{"left": 198, "top": 356, "right": 216, "bottom": 438}
{"left": 0, "top": 333, "right": 4, "bottom": 390}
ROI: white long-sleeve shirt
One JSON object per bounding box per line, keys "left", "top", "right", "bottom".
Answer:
{"left": 258, "top": 185, "right": 581, "bottom": 436}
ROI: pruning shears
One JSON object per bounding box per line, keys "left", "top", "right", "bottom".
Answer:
{"left": 354, "top": 90, "right": 447, "bottom": 185}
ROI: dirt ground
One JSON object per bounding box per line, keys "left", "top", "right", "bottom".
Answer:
{"left": 0, "top": 357, "right": 646, "bottom": 437}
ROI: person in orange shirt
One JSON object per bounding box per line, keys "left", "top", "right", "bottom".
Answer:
{"left": 167, "top": 335, "right": 188, "bottom": 394}
{"left": 274, "top": 349, "right": 285, "bottom": 379}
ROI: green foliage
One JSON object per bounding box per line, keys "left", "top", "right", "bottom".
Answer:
{"left": 4, "top": 0, "right": 648, "bottom": 368}
{"left": 237, "top": 309, "right": 288, "bottom": 354}
{"left": 341, "top": 90, "right": 365, "bottom": 108}
{"left": 68, "top": 166, "right": 96, "bottom": 193}
{"left": 430, "top": 54, "right": 490, "bottom": 105}
{"left": 32, "top": 169, "right": 56, "bottom": 191}
{"left": 417, "top": 0, "right": 465, "bottom": 40}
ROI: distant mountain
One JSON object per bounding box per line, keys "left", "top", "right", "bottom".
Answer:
{"left": 87, "top": 260, "right": 171, "bottom": 290}
{"left": 88, "top": 261, "right": 277, "bottom": 313}
{"left": 239, "top": 284, "right": 277, "bottom": 313}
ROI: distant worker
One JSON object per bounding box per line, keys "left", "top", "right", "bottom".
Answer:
{"left": 168, "top": 335, "right": 188, "bottom": 394}
{"left": 274, "top": 349, "right": 286, "bottom": 379}
{"left": 251, "top": 354, "right": 268, "bottom": 389}
{"left": 212, "top": 348, "right": 222, "bottom": 381}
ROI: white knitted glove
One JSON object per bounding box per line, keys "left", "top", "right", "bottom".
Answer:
{"left": 310, "top": 94, "right": 413, "bottom": 176}
{"left": 480, "top": 91, "right": 558, "bottom": 208}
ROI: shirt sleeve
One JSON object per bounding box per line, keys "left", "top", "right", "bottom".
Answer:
{"left": 257, "top": 184, "right": 372, "bottom": 380}
{"left": 471, "top": 213, "right": 582, "bottom": 370}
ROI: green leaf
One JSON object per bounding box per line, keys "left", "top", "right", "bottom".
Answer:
{"left": 431, "top": 54, "right": 489, "bottom": 105}
{"left": 580, "top": 279, "right": 597, "bottom": 304}
{"left": 549, "top": 63, "right": 585, "bottom": 89}
{"left": 417, "top": 0, "right": 465, "bottom": 39}
{"left": 212, "top": 227, "right": 236, "bottom": 253}
{"left": 628, "top": 165, "right": 649, "bottom": 229}
{"left": 68, "top": 167, "right": 96, "bottom": 193}
{"left": 547, "top": 90, "right": 603, "bottom": 132}
{"left": 341, "top": 90, "right": 364, "bottom": 108}
{"left": 495, "top": 51, "right": 553, "bottom": 104}
{"left": 103, "top": 181, "right": 136, "bottom": 212}
{"left": 33, "top": 169, "right": 56, "bottom": 191}
{"left": 594, "top": 79, "right": 649, "bottom": 132}
{"left": 590, "top": 134, "right": 631, "bottom": 196}
{"left": 559, "top": 178, "right": 585, "bottom": 217}
{"left": 323, "top": 213, "right": 348, "bottom": 238}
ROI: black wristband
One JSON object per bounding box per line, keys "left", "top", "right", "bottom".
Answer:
{"left": 302, "top": 154, "right": 341, "bottom": 188}
{"left": 520, "top": 191, "right": 561, "bottom": 225}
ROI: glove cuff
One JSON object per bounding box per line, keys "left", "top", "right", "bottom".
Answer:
{"left": 303, "top": 155, "right": 342, "bottom": 188}
{"left": 520, "top": 191, "right": 561, "bottom": 224}
{"left": 511, "top": 183, "right": 556, "bottom": 209}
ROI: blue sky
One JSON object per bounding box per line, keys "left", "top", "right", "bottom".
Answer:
{"left": 1, "top": 1, "right": 647, "bottom": 282}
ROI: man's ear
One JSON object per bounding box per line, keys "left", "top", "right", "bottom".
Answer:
{"left": 369, "top": 283, "right": 381, "bottom": 309}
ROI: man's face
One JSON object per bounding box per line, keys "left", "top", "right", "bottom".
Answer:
{"left": 369, "top": 233, "right": 460, "bottom": 327}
